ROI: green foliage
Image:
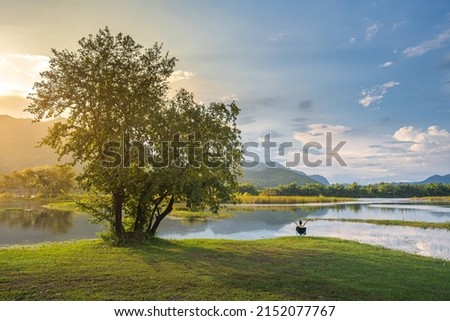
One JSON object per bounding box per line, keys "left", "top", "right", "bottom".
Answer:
{"left": 26, "top": 27, "right": 242, "bottom": 239}
{"left": 237, "top": 194, "right": 353, "bottom": 204}
{"left": 0, "top": 165, "right": 75, "bottom": 197}
{"left": 258, "top": 182, "right": 450, "bottom": 198}
{"left": 76, "top": 191, "right": 113, "bottom": 224}
{"left": 236, "top": 183, "right": 259, "bottom": 195}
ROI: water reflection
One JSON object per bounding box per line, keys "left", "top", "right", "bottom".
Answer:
{"left": 0, "top": 209, "right": 73, "bottom": 233}
{"left": 158, "top": 205, "right": 450, "bottom": 260}
{"left": 0, "top": 207, "right": 102, "bottom": 246}
{"left": 1, "top": 200, "right": 450, "bottom": 260}
{"left": 303, "top": 203, "right": 450, "bottom": 222}
{"left": 229, "top": 201, "right": 450, "bottom": 222}
{"left": 278, "top": 221, "right": 450, "bottom": 260}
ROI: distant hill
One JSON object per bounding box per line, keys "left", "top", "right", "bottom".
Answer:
{"left": 308, "top": 174, "right": 330, "bottom": 185}
{"left": 413, "top": 174, "right": 450, "bottom": 185}
{"left": 240, "top": 163, "right": 329, "bottom": 188}
{"left": 0, "top": 115, "right": 62, "bottom": 174}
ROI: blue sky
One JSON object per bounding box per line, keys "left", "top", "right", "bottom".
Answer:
{"left": 1, "top": 0, "right": 450, "bottom": 183}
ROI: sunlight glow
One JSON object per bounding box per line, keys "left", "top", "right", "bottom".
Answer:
{"left": 0, "top": 53, "right": 49, "bottom": 97}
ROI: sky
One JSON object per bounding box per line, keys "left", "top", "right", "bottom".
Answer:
{"left": 1, "top": 0, "right": 450, "bottom": 183}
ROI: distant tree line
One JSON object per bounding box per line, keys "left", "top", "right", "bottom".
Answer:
{"left": 0, "top": 165, "right": 76, "bottom": 198}
{"left": 238, "top": 182, "right": 450, "bottom": 198}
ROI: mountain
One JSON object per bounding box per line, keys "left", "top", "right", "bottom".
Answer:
{"left": 240, "top": 163, "right": 329, "bottom": 188}
{"left": 413, "top": 174, "right": 450, "bottom": 185}
{"left": 308, "top": 174, "right": 330, "bottom": 185}
{"left": 0, "top": 115, "right": 62, "bottom": 174}
{"left": 286, "top": 168, "right": 329, "bottom": 186}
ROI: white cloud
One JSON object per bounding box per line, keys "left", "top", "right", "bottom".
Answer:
{"left": 218, "top": 94, "right": 239, "bottom": 103}
{"left": 365, "top": 22, "right": 382, "bottom": 42}
{"left": 358, "top": 81, "right": 400, "bottom": 107}
{"left": 403, "top": 29, "right": 450, "bottom": 57}
{"left": 383, "top": 81, "right": 400, "bottom": 88}
{"left": 268, "top": 32, "right": 285, "bottom": 43}
{"left": 393, "top": 125, "right": 450, "bottom": 152}
{"left": 393, "top": 126, "right": 421, "bottom": 142}
{"left": 294, "top": 123, "right": 351, "bottom": 143}
{"left": 392, "top": 20, "right": 406, "bottom": 31}
{"left": 0, "top": 53, "right": 49, "bottom": 97}
{"left": 288, "top": 123, "right": 450, "bottom": 183}
{"left": 379, "top": 61, "right": 393, "bottom": 68}
{"left": 348, "top": 37, "right": 357, "bottom": 45}
{"left": 306, "top": 123, "right": 351, "bottom": 135}
{"left": 168, "top": 70, "right": 195, "bottom": 83}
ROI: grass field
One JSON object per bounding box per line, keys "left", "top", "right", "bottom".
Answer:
{"left": 0, "top": 237, "right": 449, "bottom": 301}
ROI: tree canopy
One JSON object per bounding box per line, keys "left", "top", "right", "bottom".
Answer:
{"left": 0, "top": 165, "right": 75, "bottom": 198}
{"left": 26, "top": 27, "right": 242, "bottom": 239}
{"left": 253, "top": 181, "right": 450, "bottom": 198}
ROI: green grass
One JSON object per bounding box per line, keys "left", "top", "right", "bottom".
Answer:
{"left": 0, "top": 237, "right": 448, "bottom": 301}
{"left": 414, "top": 196, "right": 450, "bottom": 204}
{"left": 170, "top": 209, "right": 233, "bottom": 220}
{"left": 237, "top": 195, "right": 355, "bottom": 204}
{"left": 43, "top": 201, "right": 80, "bottom": 211}
{"left": 0, "top": 207, "right": 24, "bottom": 212}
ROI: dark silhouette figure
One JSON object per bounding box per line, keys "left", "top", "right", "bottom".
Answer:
{"left": 294, "top": 219, "right": 309, "bottom": 236}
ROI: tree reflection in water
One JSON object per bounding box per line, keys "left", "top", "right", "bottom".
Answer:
{"left": 0, "top": 209, "right": 73, "bottom": 234}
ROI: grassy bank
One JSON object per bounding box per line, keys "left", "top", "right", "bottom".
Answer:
{"left": 169, "top": 209, "right": 233, "bottom": 220}
{"left": 415, "top": 196, "right": 450, "bottom": 204}
{"left": 45, "top": 195, "right": 355, "bottom": 212}
{"left": 43, "top": 201, "right": 232, "bottom": 220}
{"left": 236, "top": 195, "right": 355, "bottom": 204}
{"left": 0, "top": 237, "right": 448, "bottom": 300}
{"left": 43, "top": 201, "right": 81, "bottom": 211}
{"left": 312, "top": 218, "right": 450, "bottom": 231}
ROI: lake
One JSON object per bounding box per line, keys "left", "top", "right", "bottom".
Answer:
{"left": 1, "top": 199, "right": 450, "bottom": 260}
{"left": 0, "top": 200, "right": 102, "bottom": 246}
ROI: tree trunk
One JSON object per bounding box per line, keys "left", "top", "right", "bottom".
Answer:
{"left": 133, "top": 182, "right": 153, "bottom": 233}
{"left": 147, "top": 195, "right": 174, "bottom": 236}
{"left": 145, "top": 195, "right": 164, "bottom": 234}
{"left": 112, "top": 190, "right": 125, "bottom": 237}
{"left": 134, "top": 203, "right": 145, "bottom": 233}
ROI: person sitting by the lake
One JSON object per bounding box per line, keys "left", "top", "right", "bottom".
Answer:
{"left": 294, "top": 219, "right": 309, "bottom": 236}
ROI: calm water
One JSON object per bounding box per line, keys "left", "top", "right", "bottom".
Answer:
{"left": 1, "top": 199, "right": 450, "bottom": 260}
{"left": 0, "top": 200, "right": 102, "bottom": 246}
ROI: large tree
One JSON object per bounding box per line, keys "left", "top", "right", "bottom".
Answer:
{"left": 27, "top": 27, "right": 242, "bottom": 239}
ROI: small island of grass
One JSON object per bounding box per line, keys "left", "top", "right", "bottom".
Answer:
{"left": 312, "top": 218, "right": 450, "bottom": 231}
